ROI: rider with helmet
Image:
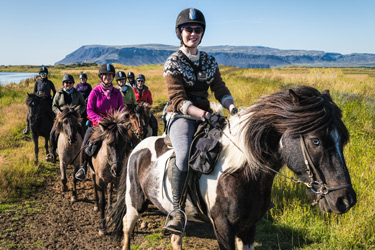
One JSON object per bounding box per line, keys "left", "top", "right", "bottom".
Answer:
{"left": 75, "top": 72, "right": 92, "bottom": 127}
{"left": 46, "top": 74, "right": 86, "bottom": 163}
{"left": 75, "top": 63, "right": 124, "bottom": 180}
{"left": 23, "top": 66, "right": 56, "bottom": 134}
{"left": 132, "top": 74, "right": 153, "bottom": 105}
{"left": 132, "top": 74, "right": 158, "bottom": 136}
{"left": 115, "top": 71, "right": 137, "bottom": 105}
{"left": 163, "top": 8, "right": 238, "bottom": 233}
{"left": 126, "top": 72, "right": 136, "bottom": 88}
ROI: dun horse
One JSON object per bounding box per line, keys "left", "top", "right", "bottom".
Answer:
{"left": 88, "top": 110, "right": 133, "bottom": 236}
{"left": 25, "top": 93, "right": 54, "bottom": 164}
{"left": 110, "top": 86, "right": 356, "bottom": 250}
{"left": 54, "top": 106, "right": 83, "bottom": 201}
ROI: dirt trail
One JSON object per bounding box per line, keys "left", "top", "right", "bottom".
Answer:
{"left": 0, "top": 166, "right": 219, "bottom": 250}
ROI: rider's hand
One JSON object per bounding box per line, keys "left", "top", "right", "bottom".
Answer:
{"left": 205, "top": 113, "right": 226, "bottom": 129}
{"left": 230, "top": 107, "right": 238, "bottom": 115}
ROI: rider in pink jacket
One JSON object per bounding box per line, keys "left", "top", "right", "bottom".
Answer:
{"left": 75, "top": 64, "right": 124, "bottom": 180}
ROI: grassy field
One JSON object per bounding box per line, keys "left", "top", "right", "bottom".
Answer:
{"left": 0, "top": 65, "right": 374, "bottom": 249}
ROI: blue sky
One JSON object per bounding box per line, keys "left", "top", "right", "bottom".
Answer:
{"left": 1, "top": 0, "right": 374, "bottom": 65}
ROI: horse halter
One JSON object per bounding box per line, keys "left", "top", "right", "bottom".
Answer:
{"left": 299, "top": 135, "right": 352, "bottom": 205}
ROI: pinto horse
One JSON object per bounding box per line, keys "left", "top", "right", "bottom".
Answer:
{"left": 88, "top": 110, "right": 133, "bottom": 236}
{"left": 110, "top": 85, "right": 357, "bottom": 250}
{"left": 25, "top": 93, "right": 54, "bottom": 164}
{"left": 54, "top": 105, "right": 83, "bottom": 201}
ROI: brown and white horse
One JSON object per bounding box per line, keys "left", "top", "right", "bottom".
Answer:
{"left": 111, "top": 86, "right": 357, "bottom": 250}
{"left": 54, "top": 105, "right": 83, "bottom": 201}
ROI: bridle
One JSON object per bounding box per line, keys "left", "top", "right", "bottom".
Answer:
{"left": 127, "top": 113, "right": 144, "bottom": 140}
{"left": 223, "top": 127, "right": 352, "bottom": 206}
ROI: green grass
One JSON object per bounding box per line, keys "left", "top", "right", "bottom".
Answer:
{"left": 0, "top": 65, "right": 374, "bottom": 249}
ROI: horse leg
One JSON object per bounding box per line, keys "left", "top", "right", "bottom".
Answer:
{"left": 107, "top": 182, "right": 113, "bottom": 211}
{"left": 93, "top": 173, "right": 99, "bottom": 212}
{"left": 122, "top": 206, "right": 140, "bottom": 250}
{"left": 98, "top": 180, "right": 107, "bottom": 236}
{"left": 235, "top": 225, "right": 256, "bottom": 250}
{"left": 44, "top": 135, "right": 49, "bottom": 155}
{"left": 171, "top": 234, "right": 182, "bottom": 250}
{"left": 211, "top": 216, "right": 236, "bottom": 250}
{"left": 60, "top": 162, "right": 68, "bottom": 192}
{"left": 32, "top": 133, "right": 39, "bottom": 164}
{"left": 71, "top": 163, "right": 79, "bottom": 202}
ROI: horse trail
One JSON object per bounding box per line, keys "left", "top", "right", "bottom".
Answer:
{"left": 0, "top": 166, "right": 218, "bottom": 250}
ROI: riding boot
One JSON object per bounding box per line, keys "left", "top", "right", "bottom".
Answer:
{"left": 75, "top": 127, "right": 93, "bottom": 181}
{"left": 46, "top": 130, "right": 58, "bottom": 163}
{"left": 165, "top": 164, "right": 187, "bottom": 234}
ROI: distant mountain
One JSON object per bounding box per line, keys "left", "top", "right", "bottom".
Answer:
{"left": 55, "top": 44, "right": 375, "bottom": 68}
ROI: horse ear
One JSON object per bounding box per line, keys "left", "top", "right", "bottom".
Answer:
{"left": 74, "top": 105, "right": 80, "bottom": 113}
{"left": 321, "top": 89, "right": 332, "bottom": 101}
{"left": 289, "top": 89, "right": 301, "bottom": 105}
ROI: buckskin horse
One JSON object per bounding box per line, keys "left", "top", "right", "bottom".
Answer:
{"left": 25, "top": 93, "right": 54, "bottom": 164}
{"left": 53, "top": 105, "right": 83, "bottom": 201}
{"left": 88, "top": 110, "right": 133, "bottom": 236}
{"left": 110, "top": 86, "right": 357, "bottom": 250}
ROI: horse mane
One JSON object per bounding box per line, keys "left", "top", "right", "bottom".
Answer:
{"left": 224, "top": 85, "right": 349, "bottom": 178}
{"left": 54, "top": 105, "right": 82, "bottom": 133}
{"left": 90, "top": 110, "right": 130, "bottom": 144}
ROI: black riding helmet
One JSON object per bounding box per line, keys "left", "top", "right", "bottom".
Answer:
{"left": 39, "top": 66, "right": 48, "bottom": 74}
{"left": 175, "top": 8, "right": 206, "bottom": 42}
{"left": 98, "top": 63, "right": 116, "bottom": 78}
{"left": 136, "top": 74, "right": 146, "bottom": 82}
{"left": 115, "top": 71, "right": 127, "bottom": 81}
{"left": 127, "top": 72, "right": 135, "bottom": 79}
{"left": 62, "top": 74, "right": 75, "bottom": 84}
{"left": 79, "top": 73, "right": 88, "bottom": 79}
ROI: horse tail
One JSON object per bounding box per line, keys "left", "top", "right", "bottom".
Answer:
{"left": 108, "top": 162, "right": 127, "bottom": 239}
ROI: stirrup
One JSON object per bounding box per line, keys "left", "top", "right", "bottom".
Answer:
{"left": 163, "top": 208, "right": 188, "bottom": 234}
{"left": 45, "top": 153, "right": 55, "bottom": 163}
{"left": 75, "top": 168, "right": 86, "bottom": 181}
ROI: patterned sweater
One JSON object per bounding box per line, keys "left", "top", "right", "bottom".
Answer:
{"left": 163, "top": 49, "right": 233, "bottom": 114}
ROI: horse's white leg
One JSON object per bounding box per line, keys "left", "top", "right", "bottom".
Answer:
{"left": 236, "top": 237, "right": 254, "bottom": 250}
{"left": 122, "top": 207, "right": 140, "bottom": 250}
{"left": 171, "top": 234, "right": 182, "bottom": 250}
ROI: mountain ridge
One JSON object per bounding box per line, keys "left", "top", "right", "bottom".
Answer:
{"left": 55, "top": 44, "right": 375, "bottom": 68}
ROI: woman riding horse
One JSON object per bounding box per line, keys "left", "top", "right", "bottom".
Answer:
{"left": 46, "top": 74, "right": 85, "bottom": 163}
{"left": 75, "top": 64, "right": 124, "bottom": 181}
{"left": 115, "top": 71, "right": 137, "bottom": 105}
{"left": 163, "top": 8, "right": 238, "bottom": 233}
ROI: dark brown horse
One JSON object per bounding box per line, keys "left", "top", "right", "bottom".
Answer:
{"left": 54, "top": 106, "right": 83, "bottom": 201}
{"left": 124, "top": 103, "right": 146, "bottom": 145}
{"left": 25, "top": 93, "right": 54, "bottom": 164}
{"left": 110, "top": 85, "right": 356, "bottom": 250}
{"left": 88, "top": 110, "right": 133, "bottom": 236}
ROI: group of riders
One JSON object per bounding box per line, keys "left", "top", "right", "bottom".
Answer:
{"left": 24, "top": 8, "right": 239, "bottom": 235}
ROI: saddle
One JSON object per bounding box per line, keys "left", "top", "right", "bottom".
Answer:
{"left": 164, "top": 120, "right": 225, "bottom": 216}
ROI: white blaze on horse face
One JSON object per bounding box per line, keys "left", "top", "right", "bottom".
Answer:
{"left": 330, "top": 127, "right": 345, "bottom": 166}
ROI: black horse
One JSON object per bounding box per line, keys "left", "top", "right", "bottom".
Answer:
{"left": 25, "top": 93, "right": 54, "bottom": 164}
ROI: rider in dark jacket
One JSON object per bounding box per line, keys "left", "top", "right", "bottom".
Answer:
{"left": 23, "top": 66, "right": 56, "bottom": 134}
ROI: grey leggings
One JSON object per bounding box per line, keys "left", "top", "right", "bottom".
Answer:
{"left": 167, "top": 117, "right": 199, "bottom": 172}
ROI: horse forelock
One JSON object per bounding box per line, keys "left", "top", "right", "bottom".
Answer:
{"left": 223, "top": 85, "right": 349, "bottom": 179}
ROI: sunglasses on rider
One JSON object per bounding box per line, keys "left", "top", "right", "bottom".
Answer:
{"left": 182, "top": 26, "right": 203, "bottom": 35}
{"left": 137, "top": 80, "right": 144, "bottom": 83}
{"left": 64, "top": 81, "right": 73, "bottom": 84}
{"left": 40, "top": 72, "right": 47, "bottom": 75}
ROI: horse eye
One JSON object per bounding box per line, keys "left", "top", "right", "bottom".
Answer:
{"left": 125, "top": 114, "right": 130, "bottom": 119}
{"left": 311, "top": 138, "right": 320, "bottom": 146}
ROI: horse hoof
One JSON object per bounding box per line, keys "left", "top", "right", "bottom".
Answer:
{"left": 94, "top": 206, "right": 99, "bottom": 212}
{"left": 71, "top": 196, "right": 77, "bottom": 203}
{"left": 98, "top": 229, "right": 106, "bottom": 236}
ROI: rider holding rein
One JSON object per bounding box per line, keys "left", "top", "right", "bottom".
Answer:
{"left": 163, "top": 8, "right": 238, "bottom": 233}
{"left": 116, "top": 71, "right": 137, "bottom": 105}
{"left": 23, "top": 66, "right": 56, "bottom": 134}
{"left": 46, "top": 74, "right": 85, "bottom": 163}
{"left": 75, "top": 64, "right": 124, "bottom": 180}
